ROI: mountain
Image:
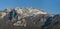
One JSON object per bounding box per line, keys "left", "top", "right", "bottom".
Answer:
{"left": 0, "top": 7, "right": 47, "bottom": 18}
{"left": 41, "top": 14, "right": 60, "bottom": 29}
{"left": 0, "top": 7, "right": 60, "bottom": 29}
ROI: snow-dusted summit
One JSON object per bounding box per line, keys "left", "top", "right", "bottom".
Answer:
{"left": 0, "top": 7, "right": 48, "bottom": 18}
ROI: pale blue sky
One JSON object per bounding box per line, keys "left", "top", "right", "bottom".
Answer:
{"left": 0, "top": 0, "right": 60, "bottom": 14}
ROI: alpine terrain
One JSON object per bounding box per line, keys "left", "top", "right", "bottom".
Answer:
{"left": 0, "top": 7, "right": 60, "bottom": 29}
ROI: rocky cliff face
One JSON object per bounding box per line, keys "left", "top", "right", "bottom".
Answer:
{"left": 0, "top": 7, "right": 60, "bottom": 29}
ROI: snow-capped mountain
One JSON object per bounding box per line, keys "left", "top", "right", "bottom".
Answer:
{"left": 15, "top": 7, "right": 47, "bottom": 17}
{"left": 0, "top": 7, "right": 48, "bottom": 18}
{"left": 0, "top": 7, "right": 60, "bottom": 29}
{"left": 0, "top": 7, "right": 48, "bottom": 27}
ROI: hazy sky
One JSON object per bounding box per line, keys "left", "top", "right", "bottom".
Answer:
{"left": 0, "top": 0, "right": 60, "bottom": 14}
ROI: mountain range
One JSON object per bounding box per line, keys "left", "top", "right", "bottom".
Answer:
{"left": 0, "top": 7, "right": 60, "bottom": 29}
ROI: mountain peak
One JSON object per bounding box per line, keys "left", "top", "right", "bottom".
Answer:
{"left": 0, "top": 7, "right": 48, "bottom": 19}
